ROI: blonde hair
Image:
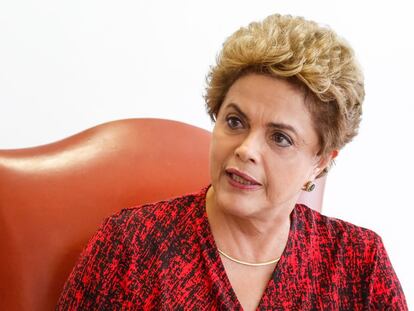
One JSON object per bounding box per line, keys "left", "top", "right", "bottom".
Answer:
{"left": 205, "top": 14, "right": 364, "bottom": 164}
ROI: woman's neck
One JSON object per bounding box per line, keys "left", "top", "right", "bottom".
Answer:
{"left": 205, "top": 187, "right": 294, "bottom": 263}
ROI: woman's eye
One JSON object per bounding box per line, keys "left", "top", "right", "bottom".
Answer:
{"left": 272, "top": 132, "right": 293, "bottom": 147}
{"left": 226, "top": 116, "right": 243, "bottom": 129}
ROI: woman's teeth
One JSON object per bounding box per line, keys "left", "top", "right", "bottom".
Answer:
{"left": 231, "top": 173, "right": 255, "bottom": 185}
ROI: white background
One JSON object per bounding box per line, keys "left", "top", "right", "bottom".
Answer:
{"left": 1, "top": 0, "right": 413, "bottom": 307}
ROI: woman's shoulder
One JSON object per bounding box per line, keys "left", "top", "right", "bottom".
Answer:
{"left": 294, "top": 204, "right": 382, "bottom": 250}
{"left": 99, "top": 187, "right": 208, "bottom": 240}
{"left": 293, "top": 204, "right": 407, "bottom": 309}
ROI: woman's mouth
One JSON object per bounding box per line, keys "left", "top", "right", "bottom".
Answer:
{"left": 225, "top": 168, "right": 261, "bottom": 189}
{"left": 229, "top": 173, "right": 255, "bottom": 185}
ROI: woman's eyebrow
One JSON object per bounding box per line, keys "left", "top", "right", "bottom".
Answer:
{"left": 267, "top": 122, "right": 298, "bottom": 136}
{"left": 225, "top": 103, "right": 250, "bottom": 122}
{"left": 225, "top": 102, "right": 299, "bottom": 136}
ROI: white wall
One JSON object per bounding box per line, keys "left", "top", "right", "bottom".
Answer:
{"left": 1, "top": 0, "right": 413, "bottom": 307}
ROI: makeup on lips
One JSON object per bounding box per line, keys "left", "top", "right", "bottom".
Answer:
{"left": 225, "top": 168, "right": 262, "bottom": 190}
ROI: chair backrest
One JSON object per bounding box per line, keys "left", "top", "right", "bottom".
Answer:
{"left": 0, "top": 118, "right": 325, "bottom": 311}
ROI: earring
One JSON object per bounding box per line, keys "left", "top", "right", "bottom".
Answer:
{"left": 303, "top": 181, "right": 315, "bottom": 192}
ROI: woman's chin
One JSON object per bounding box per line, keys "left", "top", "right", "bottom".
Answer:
{"left": 214, "top": 189, "right": 264, "bottom": 218}
{"left": 211, "top": 181, "right": 298, "bottom": 218}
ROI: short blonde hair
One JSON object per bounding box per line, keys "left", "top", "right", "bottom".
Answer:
{"left": 205, "top": 14, "right": 364, "bottom": 161}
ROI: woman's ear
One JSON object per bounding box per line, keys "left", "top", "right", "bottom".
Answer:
{"left": 312, "top": 149, "right": 339, "bottom": 179}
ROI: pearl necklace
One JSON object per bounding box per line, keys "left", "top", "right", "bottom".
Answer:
{"left": 217, "top": 248, "right": 281, "bottom": 267}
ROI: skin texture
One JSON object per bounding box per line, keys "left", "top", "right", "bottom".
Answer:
{"left": 206, "top": 73, "right": 334, "bottom": 310}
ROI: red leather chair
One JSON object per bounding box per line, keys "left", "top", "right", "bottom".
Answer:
{"left": 0, "top": 118, "right": 325, "bottom": 311}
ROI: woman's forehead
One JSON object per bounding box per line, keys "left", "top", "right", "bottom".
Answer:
{"left": 226, "top": 74, "right": 305, "bottom": 104}
{"left": 223, "top": 75, "right": 310, "bottom": 122}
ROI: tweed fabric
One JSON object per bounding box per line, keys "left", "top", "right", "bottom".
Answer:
{"left": 56, "top": 187, "right": 407, "bottom": 310}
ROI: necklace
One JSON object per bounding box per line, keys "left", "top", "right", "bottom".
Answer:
{"left": 217, "top": 248, "right": 281, "bottom": 267}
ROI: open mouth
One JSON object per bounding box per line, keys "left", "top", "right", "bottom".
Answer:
{"left": 228, "top": 173, "right": 257, "bottom": 185}
{"left": 225, "top": 168, "right": 261, "bottom": 186}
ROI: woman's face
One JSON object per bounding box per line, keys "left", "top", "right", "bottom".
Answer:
{"left": 209, "top": 74, "right": 330, "bottom": 217}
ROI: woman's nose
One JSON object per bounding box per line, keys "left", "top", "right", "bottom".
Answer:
{"left": 234, "top": 133, "right": 262, "bottom": 164}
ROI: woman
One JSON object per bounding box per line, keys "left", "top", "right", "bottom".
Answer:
{"left": 57, "top": 14, "right": 407, "bottom": 310}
